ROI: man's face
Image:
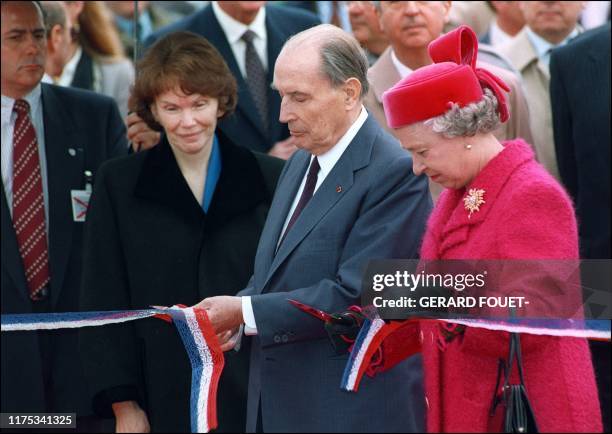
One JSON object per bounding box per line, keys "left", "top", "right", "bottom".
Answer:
{"left": 378, "top": 1, "right": 450, "bottom": 50}
{"left": 217, "top": 1, "right": 266, "bottom": 25}
{"left": 348, "top": 1, "right": 382, "bottom": 45}
{"left": 519, "top": 1, "right": 584, "bottom": 42}
{"left": 1, "top": 2, "right": 46, "bottom": 98}
{"left": 273, "top": 45, "right": 350, "bottom": 156}
{"left": 54, "top": 12, "right": 74, "bottom": 74}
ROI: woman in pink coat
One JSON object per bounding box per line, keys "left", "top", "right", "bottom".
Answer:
{"left": 382, "top": 26, "right": 602, "bottom": 432}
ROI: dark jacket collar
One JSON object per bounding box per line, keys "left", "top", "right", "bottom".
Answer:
{"left": 134, "top": 131, "right": 270, "bottom": 230}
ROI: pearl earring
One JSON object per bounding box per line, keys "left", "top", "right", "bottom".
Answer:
{"left": 465, "top": 144, "right": 472, "bottom": 150}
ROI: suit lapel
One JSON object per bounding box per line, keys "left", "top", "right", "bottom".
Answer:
{"left": 1, "top": 183, "right": 29, "bottom": 302}
{"left": 369, "top": 48, "right": 401, "bottom": 103}
{"left": 255, "top": 152, "right": 309, "bottom": 281}
{"left": 260, "top": 116, "right": 377, "bottom": 290}
{"left": 41, "top": 85, "right": 84, "bottom": 307}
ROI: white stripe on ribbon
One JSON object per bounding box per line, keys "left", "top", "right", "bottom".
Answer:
{"left": 343, "top": 318, "right": 385, "bottom": 391}
{"left": 184, "top": 307, "right": 213, "bottom": 433}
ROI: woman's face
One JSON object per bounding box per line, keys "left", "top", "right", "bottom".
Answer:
{"left": 151, "top": 87, "right": 223, "bottom": 158}
{"left": 395, "top": 121, "right": 477, "bottom": 189}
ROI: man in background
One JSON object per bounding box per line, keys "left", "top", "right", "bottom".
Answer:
{"left": 1, "top": 1, "right": 127, "bottom": 429}
{"left": 499, "top": 0, "right": 584, "bottom": 180}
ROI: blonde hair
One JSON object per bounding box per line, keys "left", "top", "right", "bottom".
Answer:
{"left": 78, "top": 1, "right": 126, "bottom": 61}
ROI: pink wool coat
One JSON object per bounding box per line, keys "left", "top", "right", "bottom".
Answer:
{"left": 419, "top": 139, "right": 602, "bottom": 432}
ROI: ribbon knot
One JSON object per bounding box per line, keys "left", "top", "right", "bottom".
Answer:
{"left": 429, "top": 25, "right": 510, "bottom": 123}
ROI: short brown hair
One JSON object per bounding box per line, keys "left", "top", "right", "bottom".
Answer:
{"left": 131, "top": 31, "right": 238, "bottom": 131}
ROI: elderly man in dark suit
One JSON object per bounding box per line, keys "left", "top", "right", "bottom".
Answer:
{"left": 130, "top": 1, "right": 320, "bottom": 159}
{"left": 550, "top": 23, "right": 611, "bottom": 433}
{"left": 197, "top": 24, "right": 432, "bottom": 432}
{"left": 1, "top": 1, "right": 126, "bottom": 429}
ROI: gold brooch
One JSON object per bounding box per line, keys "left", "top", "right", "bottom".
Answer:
{"left": 463, "top": 188, "right": 486, "bottom": 219}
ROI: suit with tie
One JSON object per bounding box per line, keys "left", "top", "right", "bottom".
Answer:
{"left": 499, "top": 27, "right": 581, "bottom": 181}
{"left": 143, "top": 4, "right": 320, "bottom": 153}
{"left": 1, "top": 84, "right": 127, "bottom": 414}
{"left": 239, "top": 115, "right": 432, "bottom": 432}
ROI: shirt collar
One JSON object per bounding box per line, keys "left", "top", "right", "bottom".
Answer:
{"left": 212, "top": 1, "right": 267, "bottom": 45}
{"left": 316, "top": 106, "right": 368, "bottom": 178}
{"left": 58, "top": 45, "right": 82, "bottom": 87}
{"left": 489, "top": 21, "right": 513, "bottom": 47}
{"left": 390, "top": 49, "right": 413, "bottom": 79}
{"left": 525, "top": 26, "right": 580, "bottom": 60}
{"left": 1, "top": 83, "right": 42, "bottom": 119}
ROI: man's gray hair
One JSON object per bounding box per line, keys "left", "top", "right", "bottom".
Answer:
{"left": 39, "top": 1, "right": 66, "bottom": 34}
{"left": 285, "top": 24, "right": 370, "bottom": 99}
{"left": 425, "top": 88, "right": 501, "bottom": 137}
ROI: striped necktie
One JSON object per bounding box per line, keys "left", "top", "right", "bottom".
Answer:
{"left": 12, "top": 99, "right": 50, "bottom": 301}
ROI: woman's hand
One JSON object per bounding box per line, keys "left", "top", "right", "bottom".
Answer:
{"left": 112, "top": 400, "right": 150, "bottom": 433}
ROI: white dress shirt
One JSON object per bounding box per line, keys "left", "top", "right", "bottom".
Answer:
{"left": 242, "top": 106, "right": 370, "bottom": 335}
{"left": 1, "top": 84, "right": 50, "bottom": 227}
{"left": 391, "top": 49, "right": 414, "bottom": 79}
{"left": 57, "top": 45, "right": 82, "bottom": 87}
{"left": 211, "top": 1, "right": 268, "bottom": 78}
{"left": 525, "top": 26, "right": 580, "bottom": 67}
{"left": 489, "top": 21, "right": 514, "bottom": 47}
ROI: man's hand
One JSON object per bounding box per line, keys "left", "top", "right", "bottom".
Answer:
{"left": 126, "top": 112, "right": 161, "bottom": 152}
{"left": 112, "top": 400, "right": 150, "bottom": 433}
{"left": 268, "top": 136, "right": 297, "bottom": 160}
{"left": 217, "top": 327, "right": 241, "bottom": 352}
{"left": 194, "top": 296, "right": 243, "bottom": 334}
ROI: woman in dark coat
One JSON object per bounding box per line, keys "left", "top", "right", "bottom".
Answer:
{"left": 78, "top": 32, "right": 283, "bottom": 433}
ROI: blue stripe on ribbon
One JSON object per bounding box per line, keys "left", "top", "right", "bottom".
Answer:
{"left": 1, "top": 309, "right": 155, "bottom": 325}
{"left": 168, "top": 308, "right": 204, "bottom": 433}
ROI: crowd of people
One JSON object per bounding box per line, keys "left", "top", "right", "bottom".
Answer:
{"left": 1, "top": 1, "right": 610, "bottom": 433}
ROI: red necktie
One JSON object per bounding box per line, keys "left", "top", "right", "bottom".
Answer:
{"left": 12, "top": 99, "right": 50, "bottom": 301}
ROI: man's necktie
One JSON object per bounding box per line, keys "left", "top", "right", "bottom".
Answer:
{"left": 12, "top": 99, "right": 50, "bottom": 301}
{"left": 242, "top": 30, "right": 269, "bottom": 132}
{"left": 279, "top": 157, "right": 320, "bottom": 247}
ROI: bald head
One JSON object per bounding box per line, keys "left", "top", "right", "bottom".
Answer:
{"left": 280, "top": 24, "right": 369, "bottom": 98}
{"left": 273, "top": 24, "right": 369, "bottom": 156}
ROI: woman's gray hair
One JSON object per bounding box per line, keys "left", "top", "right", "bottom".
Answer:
{"left": 425, "top": 88, "right": 501, "bottom": 137}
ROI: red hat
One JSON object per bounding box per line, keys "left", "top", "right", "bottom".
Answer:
{"left": 383, "top": 25, "right": 510, "bottom": 129}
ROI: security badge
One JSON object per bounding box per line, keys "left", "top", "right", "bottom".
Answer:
{"left": 71, "top": 170, "right": 92, "bottom": 222}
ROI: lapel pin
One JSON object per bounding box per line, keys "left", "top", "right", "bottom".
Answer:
{"left": 68, "top": 148, "right": 76, "bottom": 157}
{"left": 463, "top": 188, "right": 486, "bottom": 219}
{"left": 336, "top": 185, "right": 342, "bottom": 193}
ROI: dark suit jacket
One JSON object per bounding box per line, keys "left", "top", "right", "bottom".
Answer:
{"left": 239, "top": 116, "right": 432, "bottom": 432}
{"left": 550, "top": 23, "right": 612, "bottom": 434}
{"left": 78, "top": 133, "right": 284, "bottom": 432}
{"left": 143, "top": 4, "right": 320, "bottom": 153}
{"left": 550, "top": 23, "right": 611, "bottom": 259}
{"left": 1, "top": 84, "right": 127, "bottom": 414}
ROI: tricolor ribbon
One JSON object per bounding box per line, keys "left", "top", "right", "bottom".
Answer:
{"left": 1, "top": 306, "right": 223, "bottom": 433}
{"left": 341, "top": 317, "right": 611, "bottom": 392}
